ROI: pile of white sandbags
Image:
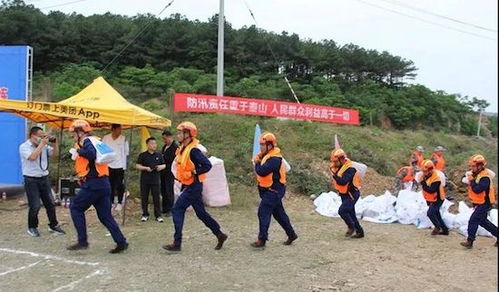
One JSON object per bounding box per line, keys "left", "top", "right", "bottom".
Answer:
{"left": 313, "top": 189, "right": 498, "bottom": 238}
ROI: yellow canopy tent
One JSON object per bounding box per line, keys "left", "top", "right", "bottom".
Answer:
{"left": 0, "top": 77, "right": 171, "bottom": 129}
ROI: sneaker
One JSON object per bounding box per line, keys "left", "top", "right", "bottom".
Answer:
{"left": 109, "top": 243, "right": 128, "bottom": 254}
{"left": 156, "top": 217, "right": 164, "bottom": 223}
{"left": 141, "top": 216, "right": 149, "bottom": 222}
{"left": 48, "top": 225, "right": 66, "bottom": 235}
{"left": 27, "top": 228, "right": 40, "bottom": 237}
{"left": 66, "top": 242, "right": 89, "bottom": 251}
{"left": 283, "top": 234, "right": 298, "bottom": 246}
{"left": 162, "top": 243, "right": 181, "bottom": 252}
{"left": 250, "top": 240, "right": 266, "bottom": 249}
{"left": 215, "top": 233, "right": 228, "bottom": 250}
{"left": 345, "top": 228, "right": 354, "bottom": 237}
{"left": 114, "top": 203, "right": 122, "bottom": 212}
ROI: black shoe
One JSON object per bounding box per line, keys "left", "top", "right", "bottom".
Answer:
{"left": 250, "top": 240, "right": 266, "bottom": 249}
{"left": 48, "top": 225, "right": 66, "bottom": 235}
{"left": 283, "top": 234, "right": 298, "bottom": 245}
{"left": 109, "top": 243, "right": 128, "bottom": 254}
{"left": 27, "top": 228, "right": 40, "bottom": 237}
{"left": 438, "top": 229, "right": 449, "bottom": 236}
{"left": 162, "top": 243, "right": 181, "bottom": 252}
{"left": 66, "top": 242, "right": 89, "bottom": 251}
{"left": 351, "top": 232, "right": 364, "bottom": 238}
{"left": 215, "top": 233, "right": 228, "bottom": 250}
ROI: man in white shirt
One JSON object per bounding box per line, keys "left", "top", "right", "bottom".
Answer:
{"left": 19, "top": 126, "right": 65, "bottom": 237}
{"left": 102, "top": 124, "right": 129, "bottom": 210}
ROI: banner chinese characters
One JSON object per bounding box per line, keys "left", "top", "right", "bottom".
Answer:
{"left": 173, "top": 93, "right": 359, "bottom": 125}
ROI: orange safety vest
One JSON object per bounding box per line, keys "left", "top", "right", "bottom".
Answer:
{"left": 410, "top": 151, "right": 424, "bottom": 169}
{"left": 256, "top": 147, "right": 286, "bottom": 188}
{"left": 332, "top": 159, "right": 361, "bottom": 196}
{"left": 176, "top": 138, "right": 207, "bottom": 186}
{"left": 422, "top": 171, "right": 445, "bottom": 202}
{"left": 467, "top": 169, "right": 496, "bottom": 205}
{"left": 74, "top": 138, "right": 109, "bottom": 178}
{"left": 397, "top": 166, "right": 414, "bottom": 183}
{"left": 431, "top": 153, "right": 446, "bottom": 171}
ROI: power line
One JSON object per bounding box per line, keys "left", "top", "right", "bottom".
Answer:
{"left": 378, "top": 0, "right": 497, "bottom": 33}
{"left": 39, "top": 0, "right": 90, "bottom": 10}
{"left": 101, "top": 0, "right": 175, "bottom": 73}
{"left": 355, "top": 0, "right": 496, "bottom": 41}
{"left": 242, "top": 0, "right": 301, "bottom": 104}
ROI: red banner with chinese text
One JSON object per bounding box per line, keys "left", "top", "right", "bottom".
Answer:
{"left": 173, "top": 93, "right": 359, "bottom": 125}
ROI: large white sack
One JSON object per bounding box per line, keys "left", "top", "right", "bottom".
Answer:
{"left": 414, "top": 170, "right": 446, "bottom": 187}
{"left": 395, "top": 190, "right": 428, "bottom": 225}
{"left": 351, "top": 161, "right": 367, "bottom": 178}
{"left": 202, "top": 157, "right": 231, "bottom": 207}
{"left": 361, "top": 191, "right": 398, "bottom": 224}
{"left": 313, "top": 192, "right": 342, "bottom": 217}
{"left": 456, "top": 202, "right": 498, "bottom": 238}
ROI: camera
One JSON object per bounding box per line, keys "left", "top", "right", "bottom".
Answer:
{"left": 48, "top": 136, "right": 57, "bottom": 143}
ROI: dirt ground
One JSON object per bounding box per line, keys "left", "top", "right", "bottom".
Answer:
{"left": 0, "top": 191, "right": 497, "bottom": 292}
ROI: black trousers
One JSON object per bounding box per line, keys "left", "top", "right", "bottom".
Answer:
{"left": 109, "top": 168, "right": 125, "bottom": 204}
{"left": 24, "top": 176, "right": 58, "bottom": 229}
{"left": 140, "top": 181, "right": 161, "bottom": 218}
{"left": 160, "top": 169, "right": 175, "bottom": 213}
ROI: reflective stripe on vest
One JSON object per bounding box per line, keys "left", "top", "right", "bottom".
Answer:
{"left": 467, "top": 169, "right": 496, "bottom": 205}
{"left": 256, "top": 147, "right": 286, "bottom": 188}
{"left": 176, "top": 138, "right": 206, "bottom": 186}
{"left": 74, "top": 138, "right": 109, "bottom": 178}
{"left": 332, "top": 159, "right": 360, "bottom": 197}
{"left": 422, "top": 171, "right": 445, "bottom": 202}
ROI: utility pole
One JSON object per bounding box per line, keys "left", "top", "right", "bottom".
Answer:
{"left": 476, "top": 110, "right": 483, "bottom": 137}
{"left": 216, "top": 0, "right": 224, "bottom": 97}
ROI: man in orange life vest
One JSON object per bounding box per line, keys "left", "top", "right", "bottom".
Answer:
{"left": 430, "top": 146, "right": 446, "bottom": 172}
{"left": 66, "top": 120, "right": 128, "bottom": 253}
{"left": 395, "top": 165, "right": 416, "bottom": 193}
{"left": 460, "top": 155, "right": 497, "bottom": 249}
{"left": 330, "top": 149, "right": 364, "bottom": 238}
{"left": 162, "top": 122, "right": 227, "bottom": 252}
{"left": 251, "top": 132, "right": 297, "bottom": 248}
{"left": 409, "top": 145, "right": 425, "bottom": 171}
{"left": 418, "top": 160, "right": 449, "bottom": 236}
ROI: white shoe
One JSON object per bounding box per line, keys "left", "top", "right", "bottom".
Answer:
{"left": 156, "top": 217, "right": 164, "bottom": 223}
{"left": 141, "top": 216, "right": 149, "bottom": 222}
{"left": 115, "top": 203, "right": 122, "bottom": 212}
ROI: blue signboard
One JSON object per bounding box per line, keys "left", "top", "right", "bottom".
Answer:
{"left": 0, "top": 46, "right": 31, "bottom": 184}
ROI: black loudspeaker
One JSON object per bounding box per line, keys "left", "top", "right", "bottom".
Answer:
{"left": 58, "top": 177, "right": 80, "bottom": 198}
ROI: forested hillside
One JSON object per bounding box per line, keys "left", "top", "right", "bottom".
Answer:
{"left": 0, "top": 0, "right": 495, "bottom": 136}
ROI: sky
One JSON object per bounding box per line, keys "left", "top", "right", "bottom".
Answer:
{"left": 30, "top": 0, "right": 498, "bottom": 112}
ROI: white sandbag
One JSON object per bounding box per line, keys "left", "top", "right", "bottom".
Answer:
{"left": 395, "top": 190, "right": 427, "bottom": 225}
{"left": 282, "top": 158, "right": 291, "bottom": 172}
{"left": 87, "top": 136, "right": 117, "bottom": 164}
{"left": 202, "top": 157, "right": 231, "bottom": 207}
{"left": 361, "top": 191, "right": 398, "bottom": 223}
{"left": 313, "top": 191, "right": 342, "bottom": 217}
{"left": 456, "top": 202, "right": 498, "bottom": 238}
{"left": 352, "top": 161, "right": 367, "bottom": 178}
{"left": 462, "top": 168, "right": 496, "bottom": 184}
